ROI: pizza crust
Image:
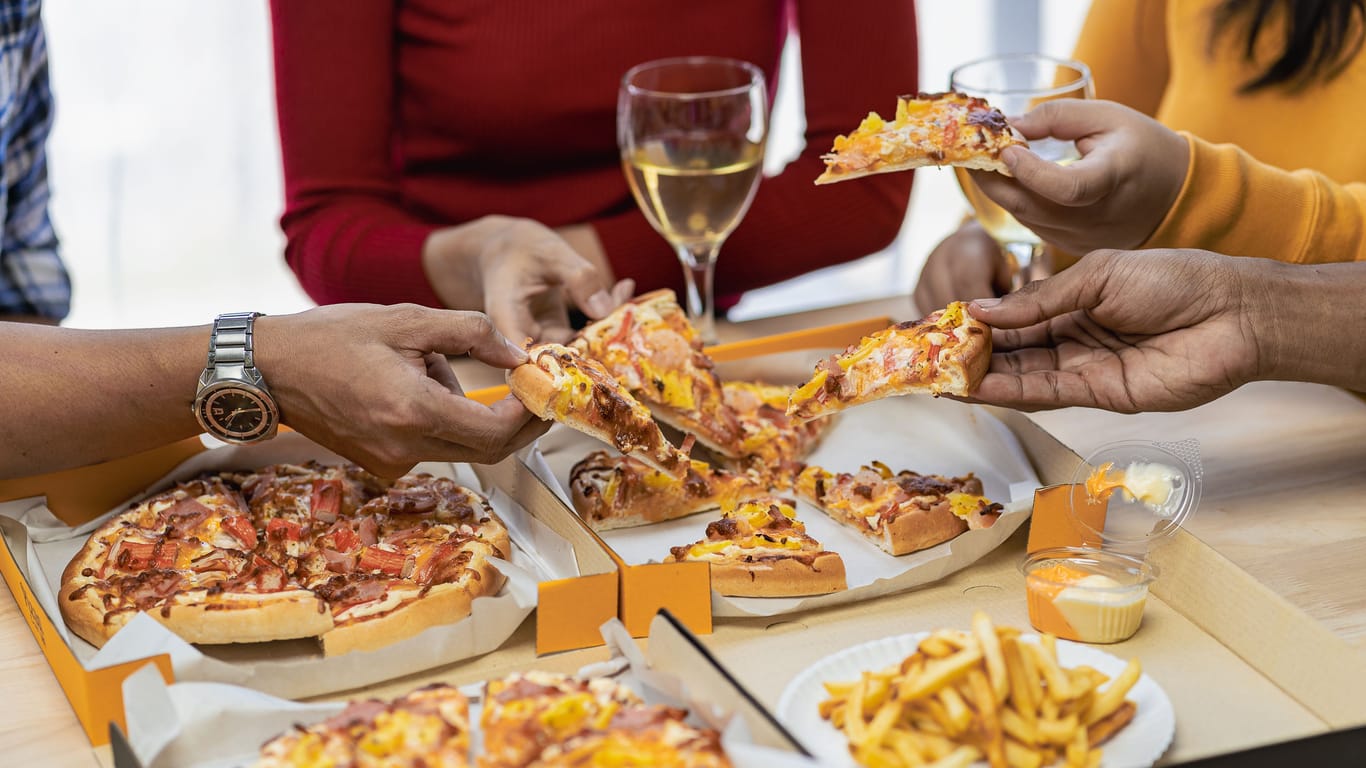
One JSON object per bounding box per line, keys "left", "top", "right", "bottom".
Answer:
{"left": 702, "top": 551, "right": 847, "bottom": 597}
{"left": 321, "top": 544, "right": 505, "bottom": 657}
{"left": 815, "top": 152, "right": 1010, "bottom": 184}
{"left": 880, "top": 505, "right": 970, "bottom": 556}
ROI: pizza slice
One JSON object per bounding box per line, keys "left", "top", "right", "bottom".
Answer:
{"left": 571, "top": 290, "right": 743, "bottom": 457}
{"left": 815, "top": 90, "right": 1026, "bottom": 184}
{"left": 786, "top": 302, "right": 991, "bottom": 423}
{"left": 666, "top": 496, "right": 847, "bottom": 597}
{"left": 528, "top": 714, "right": 732, "bottom": 768}
{"left": 721, "top": 380, "right": 834, "bottom": 486}
{"left": 795, "top": 462, "right": 1002, "bottom": 556}
{"left": 481, "top": 670, "right": 646, "bottom": 768}
{"left": 510, "top": 343, "right": 691, "bottom": 475}
{"left": 253, "top": 683, "right": 470, "bottom": 767}
{"left": 59, "top": 476, "right": 331, "bottom": 649}
{"left": 569, "top": 450, "right": 766, "bottom": 531}
{"left": 303, "top": 477, "right": 510, "bottom": 657}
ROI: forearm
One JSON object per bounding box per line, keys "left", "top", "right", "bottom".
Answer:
{"left": 1243, "top": 259, "right": 1366, "bottom": 388}
{"left": 0, "top": 323, "right": 207, "bottom": 479}
{"left": 1145, "top": 137, "right": 1366, "bottom": 264}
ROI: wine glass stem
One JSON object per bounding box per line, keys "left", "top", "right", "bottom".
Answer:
{"left": 676, "top": 242, "right": 720, "bottom": 345}
{"left": 1003, "top": 241, "right": 1048, "bottom": 292}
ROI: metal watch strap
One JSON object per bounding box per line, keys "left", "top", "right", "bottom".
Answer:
{"left": 203, "top": 311, "right": 266, "bottom": 388}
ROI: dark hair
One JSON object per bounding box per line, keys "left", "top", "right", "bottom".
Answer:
{"left": 1211, "top": 0, "right": 1366, "bottom": 92}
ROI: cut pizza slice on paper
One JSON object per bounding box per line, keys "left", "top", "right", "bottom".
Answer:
{"left": 815, "top": 90, "right": 1026, "bottom": 184}
{"left": 786, "top": 301, "right": 991, "bottom": 423}
{"left": 568, "top": 450, "right": 766, "bottom": 532}
{"left": 571, "top": 289, "right": 743, "bottom": 457}
{"left": 666, "top": 496, "right": 847, "bottom": 598}
{"left": 509, "top": 342, "right": 692, "bottom": 475}
{"left": 254, "top": 683, "right": 471, "bottom": 768}
{"left": 795, "top": 461, "right": 1002, "bottom": 556}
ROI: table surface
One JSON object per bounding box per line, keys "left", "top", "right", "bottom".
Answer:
{"left": 5, "top": 296, "right": 1366, "bottom": 767}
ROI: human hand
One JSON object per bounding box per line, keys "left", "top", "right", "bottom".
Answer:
{"left": 968, "top": 99, "right": 1189, "bottom": 254}
{"left": 256, "top": 304, "right": 550, "bottom": 477}
{"left": 911, "top": 220, "right": 1013, "bottom": 313}
{"left": 966, "top": 249, "right": 1265, "bottom": 413}
{"left": 424, "top": 216, "right": 633, "bottom": 344}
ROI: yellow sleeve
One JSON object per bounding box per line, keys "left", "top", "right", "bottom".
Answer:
{"left": 1070, "top": 0, "right": 1169, "bottom": 115}
{"left": 1143, "top": 134, "right": 1366, "bottom": 264}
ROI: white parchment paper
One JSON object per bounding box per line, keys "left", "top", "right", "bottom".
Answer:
{"left": 529, "top": 396, "right": 1041, "bottom": 617}
{"left": 122, "top": 619, "right": 818, "bottom": 768}
{"left": 0, "top": 433, "right": 578, "bottom": 698}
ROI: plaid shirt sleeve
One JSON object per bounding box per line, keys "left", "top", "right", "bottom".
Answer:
{"left": 0, "top": 2, "right": 69, "bottom": 321}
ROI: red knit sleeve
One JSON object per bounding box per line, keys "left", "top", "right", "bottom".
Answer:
{"left": 269, "top": 0, "right": 442, "bottom": 307}
{"left": 592, "top": 1, "right": 919, "bottom": 298}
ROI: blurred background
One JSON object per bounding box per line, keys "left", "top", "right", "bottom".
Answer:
{"left": 44, "top": 0, "right": 1088, "bottom": 330}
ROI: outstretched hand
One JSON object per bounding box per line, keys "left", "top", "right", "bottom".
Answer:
{"left": 257, "top": 304, "right": 550, "bottom": 477}
{"left": 967, "top": 249, "right": 1264, "bottom": 413}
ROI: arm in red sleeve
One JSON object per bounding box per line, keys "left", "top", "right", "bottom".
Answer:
{"left": 592, "top": 0, "right": 918, "bottom": 297}
{"left": 270, "top": 0, "right": 442, "bottom": 307}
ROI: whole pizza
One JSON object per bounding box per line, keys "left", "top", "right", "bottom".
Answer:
{"left": 59, "top": 461, "right": 509, "bottom": 656}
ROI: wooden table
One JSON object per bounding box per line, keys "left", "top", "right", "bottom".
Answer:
{"left": 5, "top": 296, "right": 1365, "bottom": 766}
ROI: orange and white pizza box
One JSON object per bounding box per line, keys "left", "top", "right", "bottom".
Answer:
{"left": 0, "top": 431, "right": 582, "bottom": 745}
{"left": 114, "top": 612, "right": 818, "bottom": 768}
{"left": 522, "top": 392, "right": 1043, "bottom": 623}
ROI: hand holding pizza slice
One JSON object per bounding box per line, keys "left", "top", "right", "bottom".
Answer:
{"left": 816, "top": 91, "right": 1027, "bottom": 184}
{"left": 786, "top": 302, "right": 991, "bottom": 423}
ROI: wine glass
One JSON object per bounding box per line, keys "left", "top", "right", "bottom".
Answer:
{"left": 949, "top": 54, "right": 1093, "bottom": 290}
{"left": 618, "top": 57, "right": 767, "bottom": 344}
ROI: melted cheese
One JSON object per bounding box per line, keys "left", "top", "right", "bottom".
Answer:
{"left": 946, "top": 492, "right": 986, "bottom": 519}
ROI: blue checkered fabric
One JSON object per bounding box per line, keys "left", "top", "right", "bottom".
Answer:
{"left": 0, "top": 0, "right": 68, "bottom": 320}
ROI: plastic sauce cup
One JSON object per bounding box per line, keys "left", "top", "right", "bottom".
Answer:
{"left": 1023, "top": 547, "right": 1157, "bottom": 643}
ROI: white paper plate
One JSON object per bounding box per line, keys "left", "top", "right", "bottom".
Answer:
{"left": 776, "top": 632, "right": 1174, "bottom": 768}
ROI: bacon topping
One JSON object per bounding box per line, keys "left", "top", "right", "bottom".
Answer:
{"left": 162, "top": 497, "right": 213, "bottom": 537}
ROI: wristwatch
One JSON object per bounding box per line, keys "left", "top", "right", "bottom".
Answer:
{"left": 193, "top": 312, "right": 280, "bottom": 444}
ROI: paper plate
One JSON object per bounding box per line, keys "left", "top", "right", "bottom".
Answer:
{"left": 776, "top": 632, "right": 1174, "bottom": 768}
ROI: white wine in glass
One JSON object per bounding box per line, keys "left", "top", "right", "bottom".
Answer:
{"left": 619, "top": 57, "right": 767, "bottom": 343}
{"left": 949, "top": 54, "right": 1093, "bottom": 290}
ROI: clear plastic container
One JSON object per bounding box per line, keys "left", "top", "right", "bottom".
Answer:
{"left": 1068, "top": 438, "right": 1204, "bottom": 552}
{"left": 1023, "top": 547, "right": 1157, "bottom": 643}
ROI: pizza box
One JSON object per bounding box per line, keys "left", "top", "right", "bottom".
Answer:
{"left": 0, "top": 432, "right": 585, "bottom": 747}
{"left": 483, "top": 321, "right": 1044, "bottom": 638}
{"left": 109, "top": 610, "right": 814, "bottom": 768}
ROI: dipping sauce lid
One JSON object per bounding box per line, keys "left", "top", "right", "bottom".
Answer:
{"left": 1067, "top": 438, "right": 1203, "bottom": 551}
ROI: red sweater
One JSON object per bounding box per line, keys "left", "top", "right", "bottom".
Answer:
{"left": 270, "top": 1, "right": 918, "bottom": 307}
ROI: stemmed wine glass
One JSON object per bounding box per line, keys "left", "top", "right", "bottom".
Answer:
{"left": 618, "top": 57, "right": 768, "bottom": 344}
{"left": 950, "top": 54, "right": 1093, "bottom": 290}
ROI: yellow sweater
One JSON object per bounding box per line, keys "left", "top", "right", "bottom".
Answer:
{"left": 1072, "top": 0, "right": 1366, "bottom": 263}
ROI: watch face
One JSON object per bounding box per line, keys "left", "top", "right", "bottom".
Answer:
{"left": 198, "top": 386, "right": 275, "bottom": 441}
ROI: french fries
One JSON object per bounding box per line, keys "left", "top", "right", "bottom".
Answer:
{"left": 818, "top": 612, "right": 1142, "bottom": 768}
